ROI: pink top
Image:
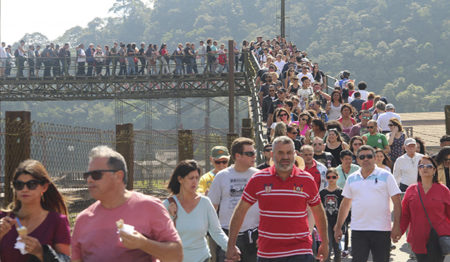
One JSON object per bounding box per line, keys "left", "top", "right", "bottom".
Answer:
{"left": 299, "top": 125, "right": 310, "bottom": 136}
{"left": 71, "top": 191, "right": 180, "bottom": 262}
{"left": 0, "top": 211, "right": 70, "bottom": 262}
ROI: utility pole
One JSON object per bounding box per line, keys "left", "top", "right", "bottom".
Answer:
{"left": 281, "top": 0, "right": 286, "bottom": 38}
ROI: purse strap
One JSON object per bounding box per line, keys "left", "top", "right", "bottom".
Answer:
{"left": 417, "top": 185, "right": 435, "bottom": 230}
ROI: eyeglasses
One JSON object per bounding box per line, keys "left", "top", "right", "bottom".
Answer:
{"left": 13, "top": 180, "right": 44, "bottom": 190}
{"left": 367, "top": 126, "right": 375, "bottom": 129}
{"left": 214, "top": 160, "right": 228, "bottom": 165}
{"left": 241, "top": 151, "right": 256, "bottom": 157}
{"left": 279, "top": 113, "right": 288, "bottom": 117}
{"left": 312, "top": 143, "right": 323, "bottom": 146}
{"left": 83, "top": 169, "right": 118, "bottom": 180}
{"left": 388, "top": 124, "right": 394, "bottom": 127}
{"left": 358, "top": 154, "right": 374, "bottom": 160}
{"left": 418, "top": 164, "right": 434, "bottom": 169}
{"left": 326, "top": 176, "right": 337, "bottom": 180}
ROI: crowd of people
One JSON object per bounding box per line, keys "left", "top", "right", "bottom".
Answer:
{"left": 0, "top": 35, "right": 449, "bottom": 262}
{"left": 0, "top": 39, "right": 250, "bottom": 78}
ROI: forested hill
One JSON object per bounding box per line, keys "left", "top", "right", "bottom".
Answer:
{"left": 13, "top": 0, "right": 450, "bottom": 121}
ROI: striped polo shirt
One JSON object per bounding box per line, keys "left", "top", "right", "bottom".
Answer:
{"left": 242, "top": 165, "right": 320, "bottom": 259}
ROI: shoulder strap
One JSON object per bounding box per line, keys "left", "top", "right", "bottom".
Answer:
{"left": 167, "top": 197, "right": 178, "bottom": 226}
{"left": 417, "top": 185, "right": 434, "bottom": 229}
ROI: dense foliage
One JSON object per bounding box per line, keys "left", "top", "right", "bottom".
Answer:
{"left": 6, "top": 0, "right": 449, "bottom": 127}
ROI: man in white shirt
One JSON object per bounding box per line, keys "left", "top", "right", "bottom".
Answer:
{"left": 393, "top": 138, "right": 423, "bottom": 192}
{"left": 334, "top": 145, "right": 402, "bottom": 262}
{"left": 297, "top": 65, "right": 314, "bottom": 85}
{"left": 377, "top": 103, "right": 401, "bottom": 134}
{"left": 273, "top": 54, "right": 285, "bottom": 75}
{"left": 208, "top": 137, "right": 259, "bottom": 262}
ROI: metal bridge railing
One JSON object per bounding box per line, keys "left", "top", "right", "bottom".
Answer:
{"left": 0, "top": 54, "right": 244, "bottom": 79}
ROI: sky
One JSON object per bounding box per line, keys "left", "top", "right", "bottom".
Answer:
{"left": 0, "top": 0, "right": 115, "bottom": 44}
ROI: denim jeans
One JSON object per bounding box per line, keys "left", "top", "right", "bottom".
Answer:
{"left": 257, "top": 254, "right": 313, "bottom": 262}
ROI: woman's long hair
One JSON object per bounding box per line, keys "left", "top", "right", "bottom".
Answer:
{"left": 375, "top": 148, "right": 392, "bottom": 170}
{"left": 417, "top": 155, "right": 438, "bottom": 183}
{"left": 7, "top": 159, "right": 68, "bottom": 216}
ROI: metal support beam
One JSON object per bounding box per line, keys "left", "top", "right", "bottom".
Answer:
{"left": 228, "top": 40, "right": 235, "bottom": 133}
{"left": 281, "top": 0, "right": 286, "bottom": 38}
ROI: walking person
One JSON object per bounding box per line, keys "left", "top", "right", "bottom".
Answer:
{"left": 0, "top": 160, "right": 70, "bottom": 262}
{"left": 164, "top": 160, "right": 232, "bottom": 262}
{"left": 334, "top": 145, "right": 402, "bottom": 262}
{"left": 71, "top": 146, "right": 182, "bottom": 262}
{"left": 400, "top": 155, "right": 450, "bottom": 262}
{"left": 225, "top": 136, "right": 329, "bottom": 261}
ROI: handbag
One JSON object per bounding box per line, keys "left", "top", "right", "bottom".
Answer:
{"left": 167, "top": 196, "right": 178, "bottom": 227}
{"left": 417, "top": 186, "right": 450, "bottom": 256}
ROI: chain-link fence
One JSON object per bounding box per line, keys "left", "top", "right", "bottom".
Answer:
{"left": 0, "top": 118, "right": 231, "bottom": 224}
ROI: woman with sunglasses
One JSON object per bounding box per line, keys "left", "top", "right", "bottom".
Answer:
{"left": 0, "top": 159, "right": 70, "bottom": 262}
{"left": 164, "top": 160, "right": 229, "bottom": 262}
{"left": 387, "top": 118, "right": 405, "bottom": 163}
{"left": 296, "top": 112, "right": 312, "bottom": 137}
{"left": 400, "top": 156, "right": 450, "bottom": 261}
{"left": 270, "top": 108, "right": 291, "bottom": 141}
{"left": 375, "top": 148, "right": 393, "bottom": 173}
{"left": 320, "top": 168, "right": 344, "bottom": 262}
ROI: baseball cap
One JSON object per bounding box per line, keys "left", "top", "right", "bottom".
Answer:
{"left": 404, "top": 138, "right": 416, "bottom": 146}
{"left": 211, "top": 146, "right": 230, "bottom": 159}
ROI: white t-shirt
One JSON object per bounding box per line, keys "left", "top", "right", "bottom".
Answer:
{"left": 351, "top": 90, "right": 369, "bottom": 101}
{"left": 77, "top": 49, "right": 86, "bottom": 63}
{"left": 377, "top": 111, "right": 401, "bottom": 132}
{"left": 342, "top": 167, "right": 401, "bottom": 231}
{"left": 274, "top": 60, "right": 286, "bottom": 75}
{"left": 393, "top": 153, "right": 423, "bottom": 186}
{"left": 297, "top": 72, "right": 314, "bottom": 85}
{"left": 208, "top": 166, "right": 260, "bottom": 231}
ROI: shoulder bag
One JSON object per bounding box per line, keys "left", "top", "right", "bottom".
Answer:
{"left": 417, "top": 185, "right": 450, "bottom": 256}
{"left": 167, "top": 196, "right": 178, "bottom": 227}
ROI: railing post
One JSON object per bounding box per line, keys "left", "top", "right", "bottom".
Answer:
{"left": 178, "top": 130, "right": 193, "bottom": 161}
{"left": 446, "top": 105, "right": 450, "bottom": 135}
{"left": 116, "top": 123, "right": 134, "bottom": 190}
{"left": 4, "top": 111, "right": 31, "bottom": 206}
{"left": 241, "top": 118, "right": 254, "bottom": 139}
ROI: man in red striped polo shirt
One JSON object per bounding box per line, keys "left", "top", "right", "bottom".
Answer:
{"left": 226, "top": 136, "right": 328, "bottom": 262}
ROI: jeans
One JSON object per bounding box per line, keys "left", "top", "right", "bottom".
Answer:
{"left": 351, "top": 230, "right": 391, "bottom": 262}
{"left": 326, "top": 223, "right": 341, "bottom": 262}
{"left": 127, "top": 57, "right": 136, "bottom": 75}
{"left": 257, "top": 254, "right": 313, "bottom": 262}
{"left": 175, "top": 57, "right": 183, "bottom": 74}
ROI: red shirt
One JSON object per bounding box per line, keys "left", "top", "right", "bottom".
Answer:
{"left": 304, "top": 161, "right": 321, "bottom": 189}
{"left": 400, "top": 182, "right": 450, "bottom": 254}
{"left": 242, "top": 165, "right": 320, "bottom": 258}
{"left": 361, "top": 100, "right": 374, "bottom": 110}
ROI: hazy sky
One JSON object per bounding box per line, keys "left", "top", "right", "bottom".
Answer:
{"left": 0, "top": 0, "right": 115, "bottom": 44}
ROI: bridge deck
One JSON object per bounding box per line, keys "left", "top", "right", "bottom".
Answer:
{"left": 0, "top": 72, "right": 250, "bottom": 101}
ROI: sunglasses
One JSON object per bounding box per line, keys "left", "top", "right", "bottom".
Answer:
{"left": 326, "top": 176, "right": 337, "bottom": 180}
{"left": 358, "top": 154, "right": 374, "bottom": 160}
{"left": 242, "top": 151, "right": 256, "bottom": 157}
{"left": 290, "top": 132, "right": 298, "bottom": 135}
{"left": 214, "top": 160, "right": 228, "bottom": 165}
{"left": 313, "top": 143, "right": 323, "bottom": 146}
{"left": 418, "top": 164, "right": 434, "bottom": 169}
{"left": 264, "top": 148, "right": 272, "bottom": 152}
{"left": 83, "top": 169, "right": 118, "bottom": 180}
{"left": 367, "top": 126, "right": 375, "bottom": 129}
{"left": 300, "top": 118, "right": 308, "bottom": 121}
{"left": 13, "top": 180, "right": 44, "bottom": 190}
{"left": 388, "top": 124, "right": 395, "bottom": 127}
{"left": 279, "top": 113, "right": 288, "bottom": 117}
